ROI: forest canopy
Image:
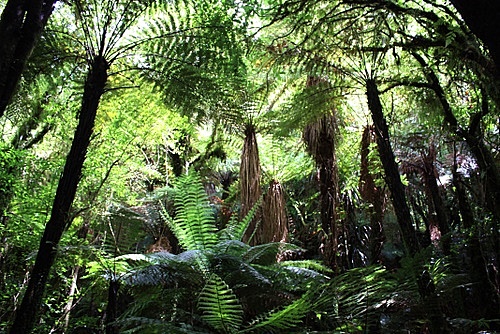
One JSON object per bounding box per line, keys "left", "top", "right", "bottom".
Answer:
{"left": 0, "top": 0, "right": 498, "bottom": 333}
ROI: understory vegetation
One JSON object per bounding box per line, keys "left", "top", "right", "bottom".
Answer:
{"left": 0, "top": 0, "right": 499, "bottom": 333}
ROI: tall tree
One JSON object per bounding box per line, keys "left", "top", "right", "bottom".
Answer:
{"left": 9, "top": 1, "right": 151, "bottom": 332}
{"left": 0, "top": 0, "right": 58, "bottom": 117}
{"left": 366, "top": 78, "right": 420, "bottom": 256}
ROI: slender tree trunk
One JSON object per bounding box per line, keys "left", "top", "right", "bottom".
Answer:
{"left": 0, "top": 0, "right": 58, "bottom": 117}
{"left": 63, "top": 265, "right": 81, "bottom": 330}
{"left": 421, "top": 143, "right": 450, "bottom": 253}
{"left": 9, "top": 56, "right": 108, "bottom": 334}
{"left": 359, "top": 125, "right": 385, "bottom": 264}
{"left": 412, "top": 52, "right": 500, "bottom": 221}
{"left": 105, "top": 279, "right": 120, "bottom": 334}
{"left": 366, "top": 79, "right": 420, "bottom": 255}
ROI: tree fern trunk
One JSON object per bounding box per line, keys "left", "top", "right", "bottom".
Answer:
{"left": 359, "top": 125, "right": 385, "bottom": 264}
{"left": 241, "top": 123, "right": 262, "bottom": 245}
{"left": 105, "top": 279, "right": 120, "bottom": 334}
{"left": 0, "top": 0, "right": 58, "bottom": 116}
{"left": 262, "top": 180, "right": 288, "bottom": 243}
{"left": 366, "top": 79, "right": 419, "bottom": 256}
{"left": 9, "top": 55, "right": 108, "bottom": 334}
{"left": 303, "top": 112, "right": 340, "bottom": 270}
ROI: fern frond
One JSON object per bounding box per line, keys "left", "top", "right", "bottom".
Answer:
{"left": 220, "top": 199, "right": 261, "bottom": 242}
{"left": 171, "top": 172, "right": 218, "bottom": 251}
{"left": 277, "top": 260, "right": 333, "bottom": 274}
{"left": 243, "top": 242, "right": 302, "bottom": 265}
{"left": 243, "top": 292, "right": 313, "bottom": 333}
{"left": 198, "top": 273, "right": 244, "bottom": 333}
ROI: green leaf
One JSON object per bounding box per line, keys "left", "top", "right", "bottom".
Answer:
{"left": 198, "top": 273, "right": 243, "bottom": 333}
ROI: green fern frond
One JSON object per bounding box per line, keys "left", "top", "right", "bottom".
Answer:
{"left": 220, "top": 199, "right": 261, "bottom": 242}
{"left": 171, "top": 172, "right": 218, "bottom": 251}
{"left": 198, "top": 273, "right": 244, "bottom": 333}
{"left": 243, "top": 292, "right": 313, "bottom": 333}
{"left": 243, "top": 242, "right": 302, "bottom": 265}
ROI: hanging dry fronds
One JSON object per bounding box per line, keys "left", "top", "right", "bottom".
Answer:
{"left": 303, "top": 112, "right": 337, "bottom": 165}
{"left": 262, "top": 179, "right": 289, "bottom": 244}
{"left": 240, "top": 122, "right": 262, "bottom": 244}
{"left": 302, "top": 111, "right": 340, "bottom": 270}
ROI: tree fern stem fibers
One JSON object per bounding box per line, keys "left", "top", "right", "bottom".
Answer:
{"left": 240, "top": 123, "right": 262, "bottom": 245}
{"left": 365, "top": 78, "right": 420, "bottom": 256}
{"left": 9, "top": 55, "right": 108, "bottom": 334}
{"left": 303, "top": 112, "right": 341, "bottom": 270}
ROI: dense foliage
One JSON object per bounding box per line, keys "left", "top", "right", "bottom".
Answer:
{"left": 0, "top": 0, "right": 498, "bottom": 333}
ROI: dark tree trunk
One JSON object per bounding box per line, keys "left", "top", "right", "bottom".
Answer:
{"left": 449, "top": 0, "right": 500, "bottom": 77}
{"left": 366, "top": 79, "right": 420, "bottom": 256}
{"left": 0, "top": 0, "right": 58, "bottom": 117}
{"left": 421, "top": 144, "right": 450, "bottom": 254}
{"left": 359, "top": 125, "right": 385, "bottom": 264}
{"left": 413, "top": 52, "right": 500, "bottom": 221}
{"left": 9, "top": 56, "right": 108, "bottom": 334}
{"left": 105, "top": 279, "right": 120, "bottom": 334}
{"left": 452, "top": 158, "right": 500, "bottom": 321}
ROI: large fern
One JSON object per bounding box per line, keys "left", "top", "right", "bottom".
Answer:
{"left": 198, "top": 273, "right": 244, "bottom": 333}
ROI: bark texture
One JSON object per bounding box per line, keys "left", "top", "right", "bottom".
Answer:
{"left": 359, "top": 125, "right": 385, "bottom": 264}
{"left": 366, "top": 79, "right": 420, "bottom": 255}
{"left": 9, "top": 56, "right": 108, "bottom": 334}
{"left": 261, "top": 180, "right": 288, "bottom": 243}
{"left": 0, "top": 0, "right": 58, "bottom": 116}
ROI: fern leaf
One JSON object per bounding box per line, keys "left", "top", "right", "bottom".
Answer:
{"left": 243, "top": 293, "right": 312, "bottom": 332}
{"left": 198, "top": 273, "right": 243, "bottom": 333}
{"left": 220, "top": 199, "right": 261, "bottom": 242}
{"left": 242, "top": 242, "right": 302, "bottom": 265}
{"left": 172, "top": 172, "right": 218, "bottom": 251}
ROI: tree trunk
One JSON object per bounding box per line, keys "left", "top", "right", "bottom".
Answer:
{"left": 9, "top": 55, "right": 108, "bottom": 334}
{"left": 421, "top": 143, "right": 450, "bottom": 253}
{"left": 0, "top": 0, "right": 58, "bottom": 116}
{"left": 412, "top": 52, "right": 500, "bottom": 221}
{"left": 240, "top": 123, "right": 262, "bottom": 245}
{"left": 359, "top": 125, "right": 385, "bottom": 264}
{"left": 366, "top": 79, "right": 420, "bottom": 256}
{"left": 303, "top": 112, "right": 341, "bottom": 270}
{"left": 105, "top": 279, "right": 120, "bottom": 334}
{"left": 449, "top": 0, "right": 500, "bottom": 77}
{"left": 261, "top": 180, "right": 288, "bottom": 243}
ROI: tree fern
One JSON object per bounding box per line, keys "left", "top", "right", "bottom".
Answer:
{"left": 198, "top": 273, "right": 244, "bottom": 333}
